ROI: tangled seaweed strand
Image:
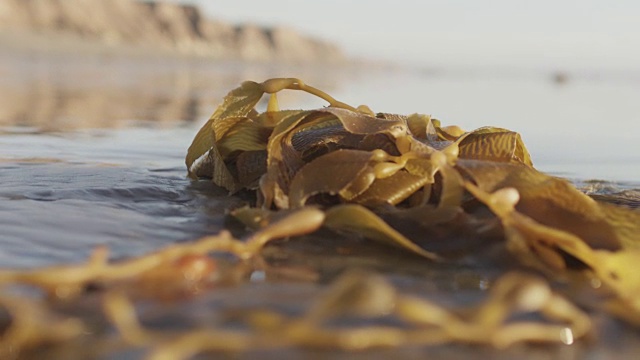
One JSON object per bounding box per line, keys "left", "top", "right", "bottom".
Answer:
{"left": 0, "top": 228, "right": 591, "bottom": 359}
{"left": 0, "top": 78, "right": 639, "bottom": 358}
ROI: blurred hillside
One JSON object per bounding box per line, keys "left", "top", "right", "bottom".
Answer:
{"left": 0, "top": 0, "right": 345, "bottom": 63}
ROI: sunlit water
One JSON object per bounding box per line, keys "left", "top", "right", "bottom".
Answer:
{"left": 0, "top": 127, "right": 235, "bottom": 267}
{"left": 1, "top": 58, "right": 638, "bottom": 269}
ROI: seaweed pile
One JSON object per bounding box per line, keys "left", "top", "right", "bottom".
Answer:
{"left": 0, "top": 78, "right": 639, "bottom": 359}
{"left": 185, "top": 78, "right": 640, "bottom": 322}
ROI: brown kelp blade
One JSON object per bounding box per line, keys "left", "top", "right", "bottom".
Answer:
{"left": 324, "top": 204, "right": 440, "bottom": 260}
{"left": 465, "top": 182, "right": 603, "bottom": 266}
{"left": 244, "top": 207, "right": 326, "bottom": 255}
{"left": 186, "top": 81, "right": 265, "bottom": 176}
{"left": 596, "top": 201, "right": 640, "bottom": 250}
{"left": 352, "top": 170, "right": 431, "bottom": 207}
{"left": 288, "top": 149, "right": 377, "bottom": 208}
{"left": 320, "top": 108, "right": 407, "bottom": 137}
{"left": 216, "top": 117, "right": 271, "bottom": 158}
{"left": 261, "top": 110, "right": 317, "bottom": 204}
{"left": 456, "top": 127, "right": 533, "bottom": 166}
{"left": 458, "top": 160, "right": 634, "bottom": 251}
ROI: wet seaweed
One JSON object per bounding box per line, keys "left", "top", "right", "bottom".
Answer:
{"left": 0, "top": 78, "right": 639, "bottom": 358}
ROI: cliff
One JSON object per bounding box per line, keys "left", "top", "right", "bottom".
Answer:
{"left": 0, "top": 0, "right": 345, "bottom": 63}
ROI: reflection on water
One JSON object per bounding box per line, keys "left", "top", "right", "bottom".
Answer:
{"left": 0, "top": 54, "right": 343, "bottom": 130}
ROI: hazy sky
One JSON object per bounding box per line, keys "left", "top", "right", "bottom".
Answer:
{"left": 184, "top": 0, "right": 640, "bottom": 71}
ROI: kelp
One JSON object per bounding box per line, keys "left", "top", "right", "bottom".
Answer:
{"left": 184, "top": 78, "right": 640, "bottom": 326}
{"left": 186, "top": 79, "right": 639, "bottom": 238}
{"left": 135, "top": 271, "right": 592, "bottom": 358}
{"left": 0, "top": 235, "right": 592, "bottom": 358}
{"left": 0, "top": 78, "right": 639, "bottom": 357}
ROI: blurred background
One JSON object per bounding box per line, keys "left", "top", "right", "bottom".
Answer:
{"left": 0, "top": 0, "right": 638, "bottom": 179}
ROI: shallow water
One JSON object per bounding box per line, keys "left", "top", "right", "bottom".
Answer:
{"left": 0, "top": 127, "right": 235, "bottom": 267}
{"left": 1, "top": 56, "right": 639, "bottom": 358}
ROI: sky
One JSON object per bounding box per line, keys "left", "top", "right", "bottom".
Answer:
{"left": 181, "top": 0, "right": 640, "bottom": 72}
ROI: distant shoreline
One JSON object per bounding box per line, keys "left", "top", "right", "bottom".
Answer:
{"left": 0, "top": 0, "right": 347, "bottom": 65}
